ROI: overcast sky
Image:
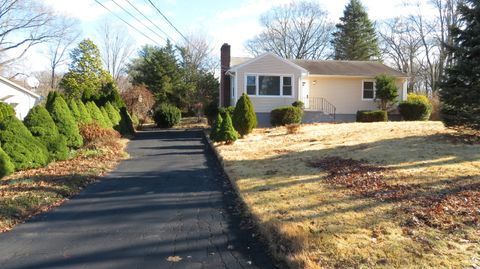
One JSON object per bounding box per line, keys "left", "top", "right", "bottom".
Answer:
{"left": 15, "top": 0, "right": 435, "bottom": 75}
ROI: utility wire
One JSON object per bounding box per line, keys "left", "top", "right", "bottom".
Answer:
{"left": 123, "top": 0, "right": 175, "bottom": 42}
{"left": 109, "top": 0, "right": 167, "bottom": 43}
{"left": 94, "top": 0, "right": 162, "bottom": 45}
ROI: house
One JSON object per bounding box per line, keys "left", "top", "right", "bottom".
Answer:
{"left": 0, "top": 76, "right": 41, "bottom": 119}
{"left": 219, "top": 43, "right": 408, "bottom": 125}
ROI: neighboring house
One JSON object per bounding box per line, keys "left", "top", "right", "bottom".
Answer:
{"left": 219, "top": 44, "right": 408, "bottom": 125}
{"left": 0, "top": 76, "right": 41, "bottom": 119}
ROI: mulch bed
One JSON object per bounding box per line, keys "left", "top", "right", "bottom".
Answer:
{"left": 309, "top": 157, "right": 480, "bottom": 230}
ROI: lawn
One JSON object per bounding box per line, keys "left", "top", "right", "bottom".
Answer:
{"left": 215, "top": 121, "right": 480, "bottom": 269}
{"left": 0, "top": 138, "right": 129, "bottom": 232}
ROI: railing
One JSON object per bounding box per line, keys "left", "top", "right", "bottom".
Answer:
{"left": 303, "top": 97, "right": 336, "bottom": 120}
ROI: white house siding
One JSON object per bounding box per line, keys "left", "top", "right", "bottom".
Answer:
{"left": 0, "top": 79, "right": 40, "bottom": 119}
{"left": 306, "top": 76, "right": 407, "bottom": 114}
{"left": 234, "top": 54, "right": 303, "bottom": 113}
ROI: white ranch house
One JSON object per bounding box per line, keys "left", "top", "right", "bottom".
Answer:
{"left": 0, "top": 76, "right": 41, "bottom": 119}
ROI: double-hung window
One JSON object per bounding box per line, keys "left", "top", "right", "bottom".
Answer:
{"left": 363, "top": 81, "right": 375, "bottom": 100}
{"left": 246, "top": 74, "right": 293, "bottom": 96}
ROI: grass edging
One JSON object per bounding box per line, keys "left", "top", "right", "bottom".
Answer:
{"left": 202, "top": 130, "right": 287, "bottom": 269}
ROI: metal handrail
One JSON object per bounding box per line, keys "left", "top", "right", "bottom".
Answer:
{"left": 303, "top": 97, "right": 336, "bottom": 120}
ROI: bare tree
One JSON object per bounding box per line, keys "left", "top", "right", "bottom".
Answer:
{"left": 98, "top": 22, "right": 135, "bottom": 83}
{"left": 47, "top": 17, "right": 81, "bottom": 89}
{"left": 245, "top": 1, "right": 334, "bottom": 60}
{"left": 0, "top": 0, "right": 65, "bottom": 68}
{"left": 177, "top": 33, "right": 215, "bottom": 72}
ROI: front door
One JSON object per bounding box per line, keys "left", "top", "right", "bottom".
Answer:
{"left": 301, "top": 80, "right": 310, "bottom": 109}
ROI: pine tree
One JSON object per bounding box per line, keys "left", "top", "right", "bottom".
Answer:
{"left": 68, "top": 98, "right": 81, "bottom": 123}
{"left": 232, "top": 93, "right": 257, "bottom": 137}
{"left": 86, "top": 101, "right": 108, "bottom": 128}
{"left": 219, "top": 113, "right": 238, "bottom": 144}
{"left": 210, "top": 113, "right": 223, "bottom": 142}
{"left": 441, "top": 0, "right": 480, "bottom": 130}
{"left": 76, "top": 99, "right": 92, "bottom": 124}
{"left": 47, "top": 95, "right": 83, "bottom": 148}
{"left": 332, "top": 0, "right": 380, "bottom": 60}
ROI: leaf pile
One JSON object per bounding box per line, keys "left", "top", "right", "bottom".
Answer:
{"left": 309, "top": 157, "right": 480, "bottom": 230}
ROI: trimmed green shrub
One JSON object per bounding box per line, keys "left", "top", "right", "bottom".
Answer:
{"left": 204, "top": 102, "right": 219, "bottom": 126}
{"left": 100, "top": 106, "right": 113, "bottom": 128}
{"left": 210, "top": 113, "right": 223, "bottom": 142}
{"left": 47, "top": 95, "right": 83, "bottom": 148}
{"left": 76, "top": 99, "right": 92, "bottom": 124}
{"left": 0, "top": 102, "right": 15, "bottom": 121}
{"left": 153, "top": 104, "right": 181, "bottom": 128}
{"left": 375, "top": 74, "right": 398, "bottom": 110}
{"left": 218, "top": 113, "right": 238, "bottom": 144}
{"left": 219, "top": 106, "right": 235, "bottom": 118}
{"left": 398, "top": 94, "right": 432, "bottom": 121}
{"left": 270, "top": 106, "right": 303, "bottom": 126}
{"left": 105, "top": 102, "right": 121, "bottom": 125}
{"left": 45, "top": 91, "right": 62, "bottom": 110}
{"left": 115, "top": 107, "right": 135, "bottom": 136}
{"left": 232, "top": 93, "right": 257, "bottom": 137}
{"left": 24, "top": 106, "right": 69, "bottom": 161}
{"left": 292, "top": 101, "right": 305, "bottom": 109}
{"left": 0, "top": 116, "right": 49, "bottom": 170}
{"left": 356, "top": 110, "right": 388, "bottom": 122}
{"left": 0, "top": 146, "right": 14, "bottom": 178}
{"left": 131, "top": 114, "right": 139, "bottom": 129}
{"left": 86, "top": 101, "right": 108, "bottom": 128}
{"left": 68, "top": 98, "right": 81, "bottom": 123}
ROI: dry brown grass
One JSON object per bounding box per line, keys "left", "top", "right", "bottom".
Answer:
{"left": 216, "top": 122, "right": 480, "bottom": 269}
{"left": 174, "top": 117, "right": 208, "bottom": 129}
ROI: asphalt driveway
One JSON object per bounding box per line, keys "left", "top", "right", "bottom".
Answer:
{"left": 0, "top": 129, "right": 277, "bottom": 269}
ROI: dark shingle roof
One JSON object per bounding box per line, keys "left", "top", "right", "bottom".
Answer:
{"left": 290, "top": 59, "right": 407, "bottom": 77}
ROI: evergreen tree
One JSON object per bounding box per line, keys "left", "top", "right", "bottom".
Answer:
{"left": 24, "top": 106, "right": 69, "bottom": 161}
{"left": 232, "top": 93, "right": 257, "bottom": 137}
{"left": 100, "top": 106, "right": 113, "bottom": 128}
{"left": 210, "top": 113, "right": 223, "bottom": 142}
{"left": 0, "top": 102, "right": 15, "bottom": 122}
{"left": 116, "top": 107, "right": 135, "bottom": 136}
{"left": 59, "top": 39, "right": 113, "bottom": 100}
{"left": 86, "top": 101, "right": 108, "bottom": 128}
{"left": 219, "top": 113, "right": 238, "bottom": 144}
{"left": 441, "top": 0, "right": 480, "bottom": 130}
{"left": 375, "top": 74, "right": 398, "bottom": 110}
{"left": 76, "top": 99, "right": 92, "bottom": 124}
{"left": 0, "top": 146, "right": 14, "bottom": 178}
{"left": 332, "top": 0, "right": 380, "bottom": 60}
{"left": 47, "top": 95, "right": 83, "bottom": 148}
{"left": 68, "top": 98, "right": 81, "bottom": 122}
{"left": 105, "top": 101, "right": 121, "bottom": 125}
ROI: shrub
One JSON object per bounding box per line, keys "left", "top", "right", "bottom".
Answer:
{"left": 47, "top": 95, "right": 83, "bottom": 148}
{"left": 131, "top": 114, "right": 140, "bottom": 129}
{"left": 24, "top": 106, "right": 69, "bottom": 161}
{"left": 209, "top": 113, "right": 223, "bottom": 142}
{"left": 219, "top": 106, "right": 235, "bottom": 118}
{"left": 270, "top": 106, "right": 303, "bottom": 126}
{"left": 45, "top": 91, "right": 64, "bottom": 110}
{"left": 375, "top": 74, "right": 398, "bottom": 110}
{"left": 86, "top": 101, "right": 108, "bottom": 128}
{"left": 0, "top": 102, "right": 15, "bottom": 121}
{"left": 356, "top": 110, "right": 388, "bottom": 122}
{"left": 218, "top": 113, "right": 238, "bottom": 144}
{"left": 232, "top": 93, "right": 257, "bottom": 137}
{"left": 79, "top": 122, "right": 121, "bottom": 144}
{"left": 100, "top": 106, "right": 113, "bottom": 128}
{"left": 115, "top": 107, "right": 135, "bottom": 136}
{"left": 204, "top": 102, "right": 219, "bottom": 126}
{"left": 68, "top": 98, "right": 81, "bottom": 123}
{"left": 105, "top": 102, "right": 121, "bottom": 125}
{"left": 76, "top": 99, "right": 92, "bottom": 124}
{"left": 398, "top": 94, "right": 432, "bottom": 121}
{"left": 153, "top": 104, "right": 181, "bottom": 128}
{"left": 0, "top": 146, "right": 14, "bottom": 178}
{"left": 292, "top": 101, "right": 305, "bottom": 110}
{"left": 0, "top": 116, "right": 49, "bottom": 170}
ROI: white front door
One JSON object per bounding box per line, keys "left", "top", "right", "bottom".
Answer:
{"left": 301, "top": 80, "right": 309, "bottom": 109}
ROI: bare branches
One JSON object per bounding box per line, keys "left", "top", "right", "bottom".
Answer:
{"left": 245, "top": 1, "right": 334, "bottom": 60}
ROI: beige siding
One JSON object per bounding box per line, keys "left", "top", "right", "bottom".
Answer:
{"left": 234, "top": 54, "right": 303, "bottom": 113}
{"left": 307, "top": 76, "right": 407, "bottom": 114}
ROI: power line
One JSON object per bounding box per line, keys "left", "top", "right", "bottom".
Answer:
{"left": 94, "top": 0, "right": 162, "bottom": 45}
{"left": 122, "top": 0, "right": 175, "bottom": 41}
{"left": 109, "top": 0, "right": 167, "bottom": 43}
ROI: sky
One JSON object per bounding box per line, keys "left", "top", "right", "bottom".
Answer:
{"left": 14, "top": 0, "right": 435, "bottom": 76}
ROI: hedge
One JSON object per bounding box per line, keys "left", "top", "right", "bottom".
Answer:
{"left": 356, "top": 110, "right": 388, "bottom": 122}
{"left": 0, "top": 102, "right": 15, "bottom": 121}
{"left": 105, "top": 102, "right": 121, "bottom": 125}
{"left": 270, "top": 106, "right": 303, "bottom": 126}
{"left": 76, "top": 99, "right": 92, "bottom": 124}
{"left": 100, "top": 106, "right": 114, "bottom": 128}
{"left": 47, "top": 95, "right": 83, "bottom": 148}
{"left": 153, "top": 104, "right": 181, "bottom": 128}
{"left": 0, "top": 146, "right": 14, "bottom": 178}
{"left": 398, "top": 94, "right": 432, "bottom": 121}
{"left": 0, "top": 116, "right": 49, "bottom": 170}
{"left": 115, "top": 107, "right": 135, "bottom": 136}
{"left": 86, "top": 101, "right": 108, "bottom": 128}
{"left": 68, "top": 98, "right": 81, "bottom": 123}
{"left": 24, "top": 105, "right": 69, "bottom": 161}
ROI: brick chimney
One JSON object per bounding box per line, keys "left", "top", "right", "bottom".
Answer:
{"left": 220, "top": 43, "right": 231, "bottom": 107}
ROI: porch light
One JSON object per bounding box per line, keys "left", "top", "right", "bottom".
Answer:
{"left": 313, "top": 80, "right": 317, "bottom": 85}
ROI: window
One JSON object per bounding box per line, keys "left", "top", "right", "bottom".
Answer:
{"left": 259, "top": 76, "right": 281, "bottom": 95}
{"left": 283, "top": 76, "right": 292, "bottom": 96}
{"left": 246, "top": 75, "right": 256, "bottom": 95}
{"left": 245, "top": 74, "right": 293, "bottom": 96}
{"left": 363, "top": 81, "right": 375, "bottom": 99}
